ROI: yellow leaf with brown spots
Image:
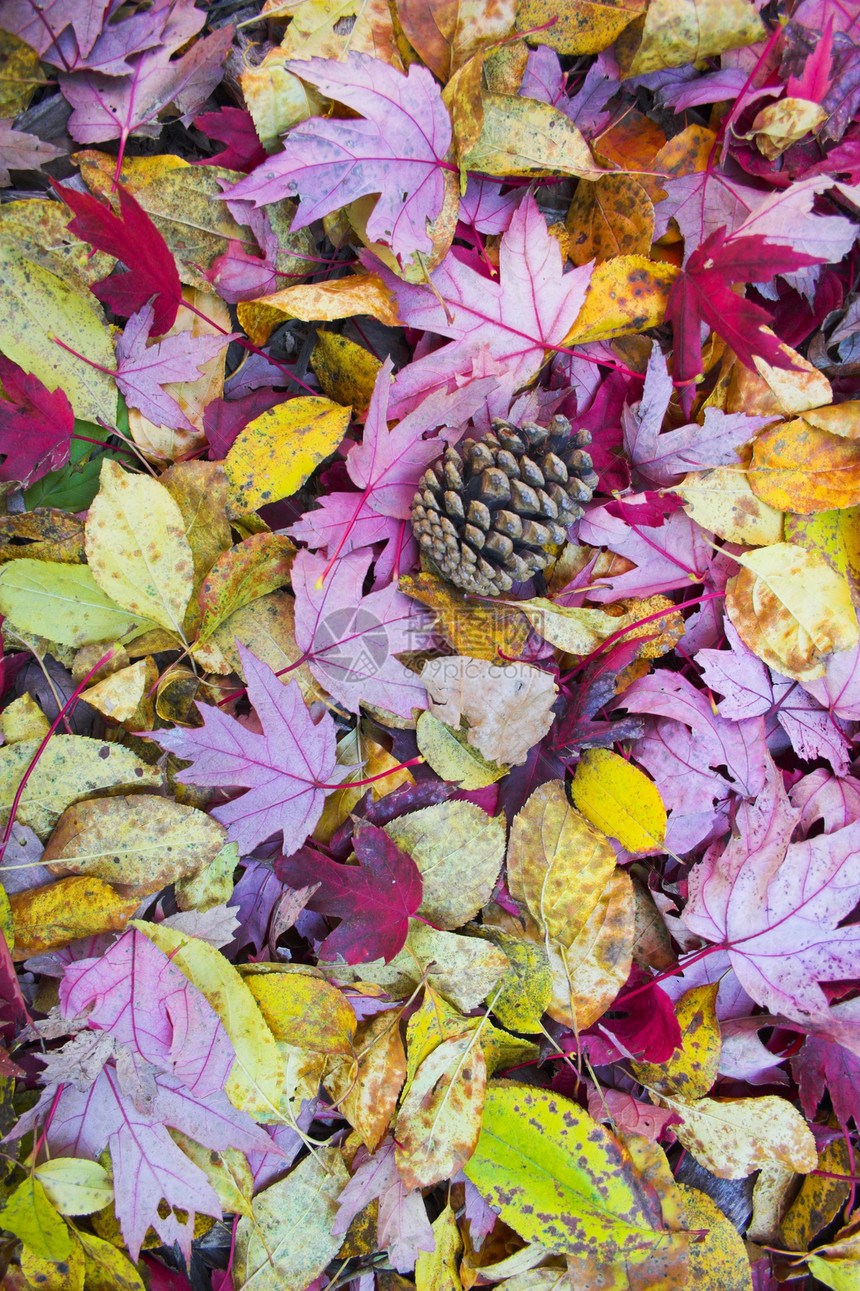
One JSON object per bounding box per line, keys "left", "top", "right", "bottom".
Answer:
{"left": 0, "top": 510, "right": 85, "bottom": 566}
{"left": 42, "top": 794, "right": 227, "bottom": 899}
{"left": 242, "top": 966, "right": 357, "bottom": 1055}
{"left": 749, "top": 98, "right": 827, "bottom": 160}
{"left": 460, "top": 93, "right": 602, "bottom": 179}
{"left": 415, "top": 1204, "right": 463, "bottom": 1291}
{"left": 748, "top": 419, "right": 860, "bottom": 514}
{"left": 676, "top": 1185, "right": 752, "bottom": 1291}
{"left": 726, "top": 542, "right": 858, "bottom": 681}
{"left": 225, "top": 396, "right": 350, "bottom": 515}
{"left": 661, "top": 1093, "right": 817, "bottom": 1179}
{"left": 563, "top": 255, "right": 678, "bottom": 344}
{"left": 386, "top": 799, "right": 505, "bottom": 930}
{"left": 781, "top": 1137, "right": 851, "bottom": 1251}
{"left": 9, "top": 876, "right": 138, "bottom": 959}
{"left": 310, "top": 331, "right": 382, "bottom": 415}
{"left": 0, "top": 734, "right": 160, "bottom": 840}
{"left": 571, "top": 748, "right": 666, "bottom": 855}
{"left": 196, "top": 533, "right": 296, "bottom": 645}
{"left": 238, "top": 274, "right": 402, "bottom": 346}
{"left": 784, "top": 507, "right": 860, "bottom": 601}
{"left": 545, "top": 867, "right": 634, "bottom": 1029}
{"left": 507, "top": 780, "right": 617, "bottom": 946}
{"left": 615, "top": 0, "right": 764, "bottom": 77}
{"left": 673, "top": 467, "right": 784, "bottom": 547}
{"left": 632, "top": 984, "right": 721, "bottom": 1098}
{"left": 804, "top": 401, "right": 860, "bottom": 439}
{"left": 85, "top": 460, "right": 194, "bottom": 641}
{"left": 395, "top": 1029, "right": 487, "bottom": 1188}
{"left": 80, "top": 658, "right": 155, "bottom": 726}
{"left": 566, "top": 173, "right": 655, "bottom": 265}
{"left": 279, "top": 0, "right": 403, "bottom": 67}
{"left": 464, "top": 1082, "right": 690, "bottom": 1268}
{"left": 516, "top": 0, "right": 641, "bottom": 53}
{"left": 325, "top": 1007, "right": 406, "bottom": 1151}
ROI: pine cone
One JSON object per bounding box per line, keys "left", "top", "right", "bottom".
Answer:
{"left": 411, "top": 415, "right": 599, "bottom": 597}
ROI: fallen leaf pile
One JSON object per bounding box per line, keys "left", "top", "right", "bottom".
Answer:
{"left": 0, "top": 1, "right": 857, "bottom": 1289}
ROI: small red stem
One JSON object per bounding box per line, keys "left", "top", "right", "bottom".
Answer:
{"left": 0, "top": 647, "right": 117, "bottom": 862}
{"left": 316, "top": 755, "right": 423, "bottom": 791}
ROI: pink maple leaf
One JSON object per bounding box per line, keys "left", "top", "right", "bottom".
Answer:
{"left": 52, "top": 179, "right": 183, "bottom": 335}
{"left": 682, "top": 758, "right": 860, "bottom": 1024}
{"left": 0, "top": 0, "right": 195, "bottom": 74}
{"left": 370, "top": 195, "right": 593, "bottom": 416}
{"left": 623, "top": 344, "right": 777, "bottom": 486}
{"left": 115, "top": 304, "right": 236, "bottom": 431}
{"left": 0, "top": 354, "right": 73, "bottom": 488}
{"left": 14, "top": 1062, "right": 276, "bottom": 1261}
{"left": 345, "top": 357, "right": 495, "bottom": 519}
{"left": 793, "top": 997, "right": 860, "bottom": 1129}
{"left": 228, "top": 53, "right": 451, "bottom": 267}
{"left": 292, "top": 547, "right": 430, "bottom": 718}
{"left": 150, "top": 643, "right": 348, "bottom": 854}
{"left": 59, "top": 929, "right": 234, "bottom": 1098}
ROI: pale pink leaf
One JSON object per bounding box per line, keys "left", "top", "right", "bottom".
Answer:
{"left": 369, "top": 195, "right": 592, "bottom": 416}
{"left": 345, "top": 357, "right": 496, "bottom": 518}
{"left": 333, "top": 1138, "right": 435, "bottom": 1274}
{"left": 683, "top": 759, "right": 860, "bottom": 1023}
{"left": 115, "top": 304, "right": 236, "bottom": 431}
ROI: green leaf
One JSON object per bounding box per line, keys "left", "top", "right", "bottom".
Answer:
{"left": 464, "top": 1081, "right": 686, "bottom": 1266}
{"left": 233, "top": 1145, "right": 348, "bottom": 1291}
{"left": 0, "top": 560, "right": 160, "bottom": 647}
{"left": 0, "top": 1176, "right": 71, "bottom": 1262}
{"left": 0, "top": 242, "right": 117, "bottom": 426}
{"left": 24, "top": 420, "right": 128, "bottom": 514}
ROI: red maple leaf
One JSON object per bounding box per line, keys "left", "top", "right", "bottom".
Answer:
{"left": 50, "top": 179, "right": 182, "bottom": 335}
{"left": 0, "top": 355, "right": 74, "bottom": 488}
{"left": 277, "top": 820, "right": 423, "bottom": 964}
{"left": 665, "top": 228, "right": 824, "bottom": 387}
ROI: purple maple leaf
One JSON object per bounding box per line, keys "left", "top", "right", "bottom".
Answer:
{"left": 115, "top": 304, "right": 236, "bottom": 431}
{"left": 332, "top": 1137, "right": 434, "bottom": 1272}
{"left": 793, "top": 997, "right": 860, "bottom": 1129}
{"left": 370, "top": 194, "right": 593, "bottom": 417}
{"left": 0, "top": 354, "right": 73, "bottom": 488}
{"left": 278, "top": 822, "right": 423, "bottom": 964}
{"left": 150, "top": 643, "right": 348, "bottom": 854}
{"left": 59, "top": 25, "right": 232, "bottom": 163}
{"left": 59, "top": 929, "right": 233, "bottom": 1097}
{"left": 292, "top": 548, "right": 430, "bottom": 719}
{"left": 624, "top": 344, "right": 777, "bottom": 486}
{"left": 229, "top": 53, "right": 451, "bottom": 267}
